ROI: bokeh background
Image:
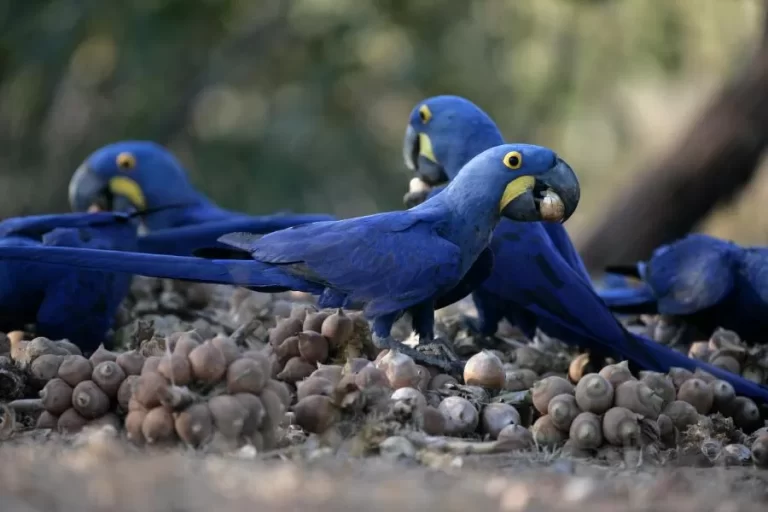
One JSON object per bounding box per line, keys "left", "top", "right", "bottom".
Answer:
{"left": 1, "top": 0, "right": 767, "bottom": 255}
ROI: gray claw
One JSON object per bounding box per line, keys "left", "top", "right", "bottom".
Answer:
{"left": 372, "top": 334, "right": 459, "bottom": 373}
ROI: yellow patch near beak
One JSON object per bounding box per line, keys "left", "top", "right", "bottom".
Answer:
{"left": 108, "top": 176, "right": 146, "bottom": 210}
{"left": 499, "top": 176, "right": 535, "bottom": 213}
{"left": 418, "top": 133, "right": 438, "bottom": 163}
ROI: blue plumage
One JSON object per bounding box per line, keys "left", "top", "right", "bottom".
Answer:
{"left": 68, "top": 141, "right": 336, "bottom": 256}
{"left": 401, "top": 96, "right": 768, "bottom": 403}
{"left": 599, "top": 233, "right": 768, "bottom": 342}
{"left": 0, "top": 143, "right": 581, "bottom": 371}
{"left": 0, "top": 212, "right": 138, "bottom": 353}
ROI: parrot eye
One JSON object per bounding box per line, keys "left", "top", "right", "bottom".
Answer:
{"left": 503, "top": 151, "right": 523, "bottom": 170}
{"left": 116, "top": 152, "right": 137, "bottom": 170}
{"left": 418, "top": 105, "right": 432, "bottom": 124}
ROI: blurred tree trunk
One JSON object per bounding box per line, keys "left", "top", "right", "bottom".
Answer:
{"left": 577, "top": 0, "right": 768, "bottom": 271}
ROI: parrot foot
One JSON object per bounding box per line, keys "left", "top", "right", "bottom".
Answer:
{"left": 460, "top": 315, "right": 505, "bottom": 350}
{"left": 372, "top": 334, "right": 464, "bottom": 374}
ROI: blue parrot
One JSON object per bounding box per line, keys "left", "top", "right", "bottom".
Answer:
{"left": 67, "top": 141, "right": 335, "bottom": 256}
{"left": 0, "top": 144, "right": 581, "bottom": 371}
{"left": 398, "top": 96, "right": 768, "bottom": 403}
{"left": 402, "top": 96, "right": 592, "bottom": 339}
{"left": 598, "top": 233, "right": 768, "bottom": 342}
{"left": 0, "top": 211, "right": 143, "bottom": 353}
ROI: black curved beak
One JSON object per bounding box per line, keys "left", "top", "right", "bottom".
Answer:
{"left": 402, "top": 125, "right": 449, "bottom": 186}
{"left": 69, "top": 163, "right": 110, "bottom": 212}
{"left": 500, "top": 158, "right": 580, "bottom": 223}
{"left": 68, "top": 162, "right": 146, "bottom": 213}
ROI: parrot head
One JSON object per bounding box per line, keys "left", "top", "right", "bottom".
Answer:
{"left": 68, "top": 141, "right": 198, "bottom": 214}
{"left": 455, "top": 143, "right": 580, "bottom": 223}
{"left": 403, "top": 95, "right": 503, "bottom": 185}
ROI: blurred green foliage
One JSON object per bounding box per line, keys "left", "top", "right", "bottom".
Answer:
{"left": 0, "top": 0, "right": 763, "bottom": 233}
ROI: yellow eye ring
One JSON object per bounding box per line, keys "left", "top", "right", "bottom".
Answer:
{"left": 418, "top": 104, "right": 432, "bottom": 124}
{"left": 116, "top": 152, "right": 136, "bottom": 170}
{"left": 503, "top": 151, "right": 523, "bottom": 170}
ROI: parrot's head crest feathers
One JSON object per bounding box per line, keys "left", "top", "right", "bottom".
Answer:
{"left": 69, "top": 141, "right": 197, "bottom": 214}
{"left": 404, "top": 95, "right": 503, "bottom": 185}
{"left": 454, "top": 143, "right": 581, "bottom": 224}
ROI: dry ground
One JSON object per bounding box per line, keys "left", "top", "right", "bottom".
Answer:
{"left": 1, "top": 432, "right": 767, "bottom": 512}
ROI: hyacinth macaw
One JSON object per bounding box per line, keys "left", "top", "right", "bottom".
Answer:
{"left": 67, "top": 141, "right": 335, "bottom": 256}
{"left": 599, "top": 233, "right": 768, "bottom": 342}
{"left": 0, "top": 144, "right": 580, "bottom": 371}
{"left": 398, "top": 95, "right": 768, "bottom": 402}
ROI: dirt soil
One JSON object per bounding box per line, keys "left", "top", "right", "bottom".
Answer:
{"left": 1, "top": 432, "right": 767, "bottom": 512}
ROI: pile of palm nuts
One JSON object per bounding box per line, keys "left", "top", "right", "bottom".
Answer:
{"left": 6, "top": 305, "right": 768, "bottom": 469}
{"left": 687, "top": 328, "right": 768, "bottom": 385}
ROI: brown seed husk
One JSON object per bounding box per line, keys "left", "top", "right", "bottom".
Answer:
{"left": 133, "top": 371, "right": 169, "bottom": 409}
{"left": 274, "top": 336, "right": 300, "bottom": 362}
{"left": 157, "top": 353, "right": 192, "bottom": 386}
{"left": 211, "top": 335, "right": 241, "bottom": 365}
{"left": 29, "top": 354, "right": 64, "bottom": 382}
{"left": 293, "top": 395, "right": 340, "bottom": 434}
{"left": 429, "top": 373, "right": 458, "bottom": 390}
{"left": 532, "top": 376, "right": 575, "bottom": 415}
{"left": 303, "top": 311, "right": 329, "bottom": 333}
{"left": 662, "top": 400, "right": 699, "bottom": 431}
{"left": 297, "top": 331, "right": 329, "bottom": 365}
{"left": 264, "top": 379, "right": 292, "bottom": 409}
{"left": 241, "top": 350, "right": 274, "bottom": 378}
{"left": 227, "top": 358, "right": 267, "bottom": 394}
{"left": 142, "top": 406, "right": 176, "bottom": 444}
{"left": 464, "top": 351, "right": 505, "bottom": 390}
{"left": 639, "top": 371, "right": 676, "bottom": 406}
{"left": 234, "top": 393, "right": 266, "bottom": 435}
{"left": 321, "top": 309, "right": 354, "bottom": 349}
{"left": 116, "top": 350, "right": 145, "bottom": 376}
{"left": 142, "top": 355, "right": 162, "bottom": 375}
{"left": 259, "top": 387, "right": 286, "bottom": 428}
{"left": 90, "top": 412, "right": 122, "bottom": 430}
{"left": 174, "top": 403, "right": 214, "bottom": 447}
{"left": 171, "top": 333, "right": 201, "bottom": 357}
{"left": 531, "top": 415, "right": 566, "bottom": 448}
{"left": 277, "top": 357, "right": 315, "bottom": 383}
{"left": 676, "top": 378, "right": 714, "bottom": 414}
{"left": 310, "top": 364, "right": 344, "bottom": 384}
{"left": 422, "top": 405, "right": 446, "bottom": 435}
{"left": 117, "top": 375, "right": 139, "bottom": 411}
{"left": 57, "top": 408, "right": 89, "bottom": 434}
{"left": 498, "top": 425, "right": 534, "bottom": 450}
{"left": 354, "top": 366, "right": 390, "bottom": 389}
{"left": 598, "top": 361, "right": 635, "bottom": 389}
{"left": 208, "top": 395, "right": 248, "bottom": 440}
{"left": 36, "top": 410, "right": 58, "bottom": 429}
{"left": 569, "top": 412, "right": 603, "bottom": 450}
{"left": 343, "top": 357, "right": 372, "bottom": 376}
{"left": 40, "top": 378, "right": 73, "bottom": 415}
{"left": 602, "top": 407, "right": 641, "bottom": 446}
{"left": 89, "top": 344, "right": 118, "bottom": 366}
{"left": 269, "top": 318, "right": 303, "bottom": 347}
{"left": 91, "top": 361, "right": 126, "bottom": 398}
{"left": 58, "top": 355, "right": 93, "bottom": 387}
{"left": 125, "top": 410, "right": 147, "bottom": 444}
{"left": 297, "top": 376, "right": 335, "bottom": 401}
{"left": 547, "top": 394, "right": 581, "bottom": 432}
{"left": 751, "top": 434, "right": 768, "bottom": 468}
{"left": 72, "top": 380, "right": 110, "bottom": 419}
{"left": 187, "top": 342, "right": 227, "bottom": 384}
{"left": 614, "top": 380, "right": 663, "bottom": 419}
{"left": 574, "top": 373, "right": 614, "bottom": 415}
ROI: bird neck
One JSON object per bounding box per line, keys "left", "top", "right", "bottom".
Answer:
{"left": 437, "top": 176, "right": 502, "bottom": 260}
